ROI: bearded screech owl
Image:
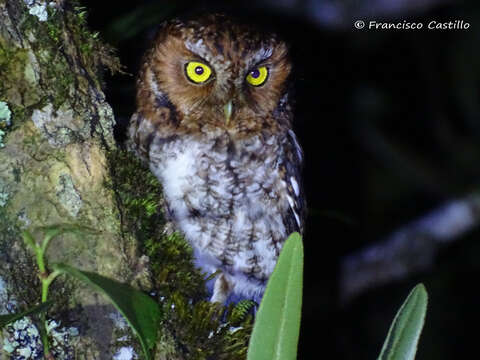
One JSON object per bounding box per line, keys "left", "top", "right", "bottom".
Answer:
{"left": 128, "top": 14, "right": 305, "bottom": 304}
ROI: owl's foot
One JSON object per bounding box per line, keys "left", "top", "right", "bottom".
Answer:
{"left": 210, "top": 273, "right": 232, "bottom": 304}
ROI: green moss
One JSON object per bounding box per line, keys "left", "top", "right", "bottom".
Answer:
{"left": 0, "top": 42, "right": 35, "bottom": 106}
{"left": 16, "top": 0, "right": 122, "bottom": 112}
{"left": 166, "top": 295, "right": 253, "bottom": 360}
{"left": 148, "top": 232, "right": 209, "bottom": 300}
{"left": 24, "top": 17, "right": 75, "bottom": 111}
{"left": 0, "top": 42, "right": 28, "bottom": 88}
{"left": 61, "top": 3, "right": 123, "bottom": 81}
{"left": 9, "top": 103, "right": 32, "bottom": 127}
{"left": 106, "top": 148, "right": 164, "bottom": 240}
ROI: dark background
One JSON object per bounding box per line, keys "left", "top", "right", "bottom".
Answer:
{"left": 81, "top": 0, "right": 480, "bottom": 358}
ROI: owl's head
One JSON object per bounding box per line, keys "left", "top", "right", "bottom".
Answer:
{"left": 136, "top": 14, "right": 292, "bottom": 137}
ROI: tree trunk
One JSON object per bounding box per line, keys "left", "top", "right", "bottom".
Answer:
{"left": 0, "top": 2, "right": 253, "bottom": 359}
{"left": 0, "top": 0, "right": 147, "bottom": 357}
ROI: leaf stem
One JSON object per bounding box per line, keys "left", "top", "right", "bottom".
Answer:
{"left": 42, "top": 270, "right": 60, "bottom": 303}
{"left": 22, "top": 230, "right": 60, "bottom": 356}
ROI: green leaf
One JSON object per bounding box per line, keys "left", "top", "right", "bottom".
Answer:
{"left": 22, "top": 230, "right": 37, "bottom": 251}
{"left": 0, "top": 301, "right": 52, "bottom": 329}
{"left": 52, "top": 263, "right": 162, "bottom": 360}
{"left": 378, "top": 283, "right": 428, "bottom": 360}
{"left": 247, "top": 232, "right": 304, "bottom": 360}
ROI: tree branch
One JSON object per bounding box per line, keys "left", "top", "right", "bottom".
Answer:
{"left": 340, "top": 193, "right": 480, "bottom": 303}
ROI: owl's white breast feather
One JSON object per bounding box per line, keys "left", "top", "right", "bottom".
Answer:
{"left": 149, "top": 132, "right": 297, "bottom": 301}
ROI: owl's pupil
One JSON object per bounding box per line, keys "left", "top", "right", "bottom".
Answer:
{"left": 195, "top": 66, "right": 204, "bottom": 75}
{"left": 250, "top": 69, "right": 260, "bottom": 78}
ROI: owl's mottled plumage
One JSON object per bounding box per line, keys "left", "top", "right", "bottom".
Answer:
{"left": 129, "top": 14, "right": 305, "bottom": 303}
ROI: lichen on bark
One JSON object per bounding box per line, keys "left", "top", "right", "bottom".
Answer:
{"left": 0, "top": 0, "right": 134, "bottom": 357}
{"left": 1, "top": 1, "right": 253, "bottom": 358}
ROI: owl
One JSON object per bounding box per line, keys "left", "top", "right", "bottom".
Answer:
{"left": 128, "top": 14, "right": 305, "bottom": 304}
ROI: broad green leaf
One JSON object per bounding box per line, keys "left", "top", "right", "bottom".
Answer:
{"left": 52, "top": 263, "right": 162, "bottom": 360}
{"left": 247, "top": 232, "right": 304, "bottom": 360}
{"left": 378, "top": 283, "right": 428, "bottom": 360}
{"left": 0, "top": 301, "right": 52, "bottom": 329}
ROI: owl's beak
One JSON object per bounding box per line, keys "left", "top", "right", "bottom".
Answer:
{"left": 223, "top": 100, "right": 233, "bottom": 125}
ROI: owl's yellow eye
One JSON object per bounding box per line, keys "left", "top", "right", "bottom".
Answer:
{"left": 185, "top": 61, "right": 212, "bottom": 84}
{"left": 246, "top": 66, "right": 268, "bottom": 86}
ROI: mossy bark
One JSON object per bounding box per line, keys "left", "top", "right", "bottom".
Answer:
{"left": 0, "top": 0, "right": 141, "bottom": 357}
{"left": 0, "top": 2, "right": 253, "bottom": 359}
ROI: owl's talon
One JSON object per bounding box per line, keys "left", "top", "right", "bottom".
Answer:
{"left": 210, "top": 273, "right": 231, "bottom": 304}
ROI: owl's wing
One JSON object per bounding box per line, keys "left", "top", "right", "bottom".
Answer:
{"left": 127, "top": 112, "right": 150, "bottom": 163}
{"left": 281, "top": 129, "right": 306, "bottom": 235}
{"left": 129, "top": 112, "right": 176, "bottom": 164}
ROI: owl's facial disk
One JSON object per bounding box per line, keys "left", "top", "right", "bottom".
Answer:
{"left": 140, "top": 15, "right": 292, "bottom": 134}
{"left": 177, "top": 39, "right": 289, "bottom": 127}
